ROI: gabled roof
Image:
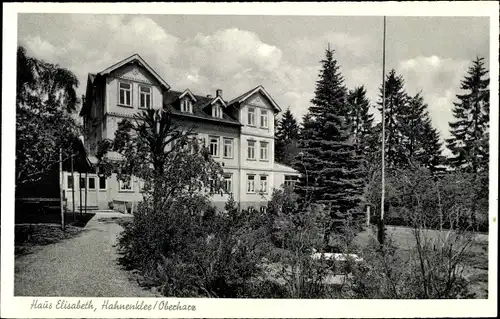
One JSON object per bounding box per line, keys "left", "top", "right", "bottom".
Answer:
{"left": 228, "top": 85, "right": 282, "bottom": 112}
{"left": 163, "top": 90, "right": 241, "bottom": 126}
{"left": 97, "top": 53, "right": 170, "bottom": 90}
{"left": 178, "top": 89, "right": 198, "bottom": 102}
{"left": 208, "top": 95, "right": 227, "bottom": 108}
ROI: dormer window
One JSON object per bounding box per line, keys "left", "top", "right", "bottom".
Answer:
{"left": 212, "top": 104, "right": 223, "bottom": 118}
{"left": 181, "top": 98, "right": 193, "bottom": 113}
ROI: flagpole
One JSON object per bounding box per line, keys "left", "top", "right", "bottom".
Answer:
{"left": 378, "top": 16, "right": 387, "bottom": 245}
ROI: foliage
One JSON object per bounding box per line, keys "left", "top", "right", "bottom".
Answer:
{"left": 275, "top": 107, "right": 300, "bottom": 166}
{"left": 446, "top": 56, "right": 489, "bottom": 175}
{"left": 377, "top": 70, "right": 443, "bottom": 171}
{"left": 16, "top": 46, "right": 82, "bottom": 186}
{"left": 295, "top": 48, "right": 365, "bottom": 238}
{"left": 365, "top": 165, "right": 488, "bottom": 232}
{"left": 346, "top": 86, "right": 375, "bottom": 158}
{"left": 265, "top": 187, "right": 347, "bottom": 298}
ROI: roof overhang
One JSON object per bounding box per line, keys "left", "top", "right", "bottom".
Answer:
{"left": 97, "top": 54, "right": 171, "bottom": 91}
{"left": 229, "top": 85, "right": 282, "bottom": 112}
{"left": 209, "top": 96, "right": 227, "bottom": 108}
{"left": 178, "top": 89, "right": 198, "bottom": 102}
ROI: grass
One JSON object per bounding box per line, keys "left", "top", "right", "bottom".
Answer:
{"left": 15, "top": 211, "right": 96, "bottom": 256}
{"left": 354, "top": 225, "right": 489, "bottom": 299}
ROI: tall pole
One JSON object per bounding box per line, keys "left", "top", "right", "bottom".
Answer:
{"left": 71, "top": 156, "right": 75, "bottom": 221}
{"left": 79, "top": 172, "right": 83, "bottom": 216}
{"left": 378, "top": 16, "right": 387, "bottom": 245}
{"left": 85, "top": 171, "right": 88, "bottom": 214}
{"left": 59, "top": 148, "right": 65, "bottom": 230}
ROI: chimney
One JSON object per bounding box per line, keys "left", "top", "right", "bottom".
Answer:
{"left": 216, "top": 89, "right": 223, "bottom": 98}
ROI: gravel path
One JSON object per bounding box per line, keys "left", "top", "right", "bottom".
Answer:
{"left": 14, "top": 212, "right": 156, "bottom": 297}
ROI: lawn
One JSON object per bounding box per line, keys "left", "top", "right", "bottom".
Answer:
{"left": 15, "top": 211, "right": 96, "bottom": 256}
{"left": 354, "top": 225, "right": 489, "bottom": 298}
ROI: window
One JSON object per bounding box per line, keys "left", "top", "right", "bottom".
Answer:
{"left": 260, "top": 110, "right": 268, "bottom": 128}
{"left": 119, "top": 82, "right": 132, "bottom": 106}
{"left": 99, "top": 176, "right": 106, "bottom": 190}
{"left": 88, "top": 177, "right": 96, "bottom": 190}
{"left": 223, "top": 138, "right": 233, "bottom": 158}
{"left": 260, "top": 175, "right": 268, "bottom": 193}
{"left": 260, "top": 141, "right": 269, "bottom": 161}
{"left": 212, "top": 104, "right": 223, "bottom": 118}
{"left": 139, "top": 86, "right": 152, "bottom": 109}
{"left": 209, "top": 136, "right": 219, "bottom": 157}
{"left": 284, "top": 175, "right": 298, "bottom": 188}
{"left": 247, "top": 175, "right": 255, "bottom": 193}
{"left": 181, "top": 98, "right": 193, "bottom": 113}
{"left": 224, "top": 175, "right": 232, "bottom": 194}
{"left": 79, "top": 177, "right": 86, "bottom": 189}
{"left": 67, "top": 176, "right": 73, "bottom": 189}
{"left": 247, "top": 140, "right": 255, "bottom": 160}
{"left": 248, "top": 107, "right": 255, "bottom": 126}
{"left": 119, "top": 177, "right": 132, "bottom": 191}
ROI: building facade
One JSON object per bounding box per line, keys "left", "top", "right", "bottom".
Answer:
{"left": 67, "top": 54, "right": 299, "bottom": 212}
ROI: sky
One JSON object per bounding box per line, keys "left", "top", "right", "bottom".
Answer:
{"left": 17, "top": 14, "right": 490, "bottom": 149}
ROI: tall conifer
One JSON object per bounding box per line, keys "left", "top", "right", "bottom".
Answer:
{"left": 295, "top": 48, "right": 364, "bottom": 236}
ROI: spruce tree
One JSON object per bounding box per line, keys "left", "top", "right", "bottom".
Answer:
{"left": 377, "top": 69, "right": 409, "bottom": 168}
{"left": 295, "top": 48, "right": 364, "bottom": 237}
{"left": 275, "top": 107, "right": 300, "bottom": 166}
{"left": 346, "top": 86, "right": 375, "bottom": 159}
{"left": 446, "top": 57, "right": 490, "bottom": 174}
{"left": 402, "top": 92, "right": 443, "bottom": 171}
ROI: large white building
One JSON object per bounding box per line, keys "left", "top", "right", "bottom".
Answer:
{"left": 65, "top": 54, "right": 299, "bottom": 212}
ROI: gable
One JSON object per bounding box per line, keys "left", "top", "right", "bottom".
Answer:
{"left": 97, "top": 54, "right": 170, "bottom": 90}
{"left": 246, "top": 92, "right": 273, "bottom": 110}
{"left": 110, "top": 63, "right": 160, "bottom": 87}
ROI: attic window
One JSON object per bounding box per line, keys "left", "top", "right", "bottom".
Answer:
{"left": 212, "top": 104, "right": 223, "bottom": 118}
{"left": 181, "top": 98, "right": 193, "bottom": 113}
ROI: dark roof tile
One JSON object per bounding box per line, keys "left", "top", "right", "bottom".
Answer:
{"left": 163, "top": 90, "right": 241, "bottom": 126}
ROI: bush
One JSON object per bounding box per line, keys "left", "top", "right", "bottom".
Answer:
{"left": 108, "top": 201, "right": 114, "bottom": 210}
{"left": 118, "top": 194, "right": 270, "bottom": 297}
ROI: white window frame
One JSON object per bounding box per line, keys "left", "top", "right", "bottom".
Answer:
{"left": 247, "top": 175, "right": 256, "bottom": 193}
{"left": 139, "top": 85, "right": 152, "bottom": 109}
{"left": 223, "top": 138, "right": 233, "bottom": 159}
{"left": 212, "top": 104, "right": 223, "bottom": 118}
{"left": 247, "top": 140, "right": 256, "bottom": 160}
{"left": 224, "top": 174, "right": 232, "bottom": 194}
{"left": 260, "top": 109, "right": 268, "bottom": 128}
{"left": 98, "top": 176, "right": 107, "bottom": 190}
{"left": 118, "top": 82, "right": 132, "bottom": 107}
{"left": 67, "top": 175, "right": 74, "bottom": 189}
{"left": 284, "top": 175, "right": 298, "bottom": 188}
{"left": 260, "top": 175, "right": 268, "bottom": 194}
{"left": 260, "top": 141, "right": 269, "bottom": 161}
{"left": 209, "top": 136, "right": 220, "bottom": 157}
{"left": 181, "top": 98, "right": 193, "bottom": 113}
{"left": 119, "top": 176, "right": 133, "bottom": 192}
{"left": 248, "top": 107, "right": 256, "bottom": 126}
{"left": 88, "top": 176, "right": 96, "bottom": 190}
{"left": 79, "top": 177, "right": 86, "bottom": 189}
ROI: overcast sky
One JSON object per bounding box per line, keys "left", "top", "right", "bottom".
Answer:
{"left": 18, "top": 14, "right": 490, "bottom": 147}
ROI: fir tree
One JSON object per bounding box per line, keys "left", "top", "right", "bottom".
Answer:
{"left": 295, "top": 48, "right": 364, "bottom": 238}
{"left": 275, "top": 107, "right": 300, "bottom": 166}
{"left": 446, "top": 57, "right": 490, "bottom": 174}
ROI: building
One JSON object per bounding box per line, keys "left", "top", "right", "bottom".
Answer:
{"left": 68, "top": 54, "right": 299, "bottom": 212}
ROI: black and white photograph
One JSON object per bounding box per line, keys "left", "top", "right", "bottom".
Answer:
{"left": 1, "top": 2, "right": 498, "bottom": 318}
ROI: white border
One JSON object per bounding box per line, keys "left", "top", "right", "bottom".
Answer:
{"left": 2, "top": 2, "right": 499, "bottom": 318}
